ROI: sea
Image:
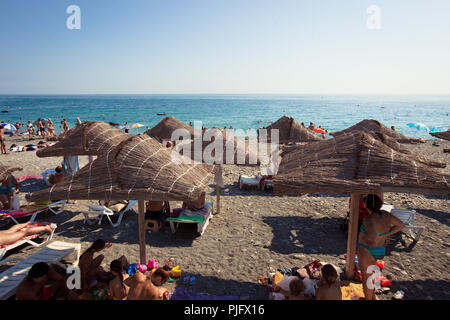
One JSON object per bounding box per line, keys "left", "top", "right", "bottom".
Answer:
{"left": 0, "top": 94, "right": 449, "bottom": 138}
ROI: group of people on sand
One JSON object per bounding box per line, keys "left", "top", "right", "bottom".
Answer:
{"left": 13, "top": 239, "right": 171, "bottom": 300}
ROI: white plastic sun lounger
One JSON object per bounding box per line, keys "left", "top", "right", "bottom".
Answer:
{"left": 0, "top": 223, "right": 57, "bottom": 262}
{"left": 0, "top": 240, "right": 80, "bottom": 300}
{"left": 81, "top": 200, "right": 138, "bottom": 228}
{"left": 390, "top": 208, "right": 425, "bottom": 242}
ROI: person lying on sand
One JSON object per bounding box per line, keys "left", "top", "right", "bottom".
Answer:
{"left": 79, "top": 239, "right": 109, "bottom": 291}
{"left": 0, "top": 174, "right": 19, "bottom": 209}
{"left": 0, "top": 222, "right": 54, "bottom": 246}
{"left": 109, "top": 259, "right": 130, "bottom": 300}
{"left": 16, "top": 262, "right": 77, "bottom": 300}
{"left": 124, "top": 270, "right": 166, "bottom": 300}
{"left": 315, "top": 264, "right": 342, "bottom": 300}
{"left": 182, "top": 191, "right": 206, "bottom": 211}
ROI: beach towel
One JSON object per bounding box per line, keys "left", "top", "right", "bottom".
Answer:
{"left": 16, "top": 174, "right": 42, "bottom": 182}
{"left": 170, "top": 287, "right": 239, "bottom": 300}
{"left": 166, "top": 206, "right": 211, "bottom": 224}
{"left": 340, "top": 281, "right": 378, "bottom": 300}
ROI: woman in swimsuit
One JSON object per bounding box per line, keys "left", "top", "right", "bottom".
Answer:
{"left": 109, "top": 259, "right": 129, "bottom": 300}
{"left": 357, "top": 194, "right": 405, "bottom": 300}
{"left": 0, "top": 174, "right": 19, "bottom": 209}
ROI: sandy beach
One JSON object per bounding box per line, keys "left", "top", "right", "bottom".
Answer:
{"left": 0, "top": 134, "right": 449, "bottom": 300}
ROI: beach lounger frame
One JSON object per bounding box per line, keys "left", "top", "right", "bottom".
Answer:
{"left": 167, "top": 202, "right": 214, "bottom": 236}
{"left": 81, "top": 200, "right": 138, "bottom": 228}
{"left": 0, "top": 201, "right": 67, "bottom": 225}
{"left": 389, "top": 208, "right": 425, "bottom": 242}
{"left": 0, "top": 240, "right": 80, "bottom": 300}
{"left": 0, "top": 223, "right": 56, "bottom": 262}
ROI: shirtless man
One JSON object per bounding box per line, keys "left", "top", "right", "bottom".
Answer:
{"left": 16, "top": 262, "right": 75, "bottom": 300}
{"left": 78, "top": 239, "right": 108, "bottom": 291}
{"left": 62, "top": 118, "right": 69, "bottom": 133}
{"left": 0, "top": 126, "right": 7, "bottom": 154}
{"left": 125, "top": 268, "right": 169, "bottom": 300}
{"left": 48, "top": 166, "right": 64, "bottom": 185}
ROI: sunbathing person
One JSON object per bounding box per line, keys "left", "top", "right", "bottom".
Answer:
{"left": 315, "top": 264, "right": 342, "bottom": 300}
{"left": 79, "top": 239, "right": 108, "bottom": 291}
{"left": 182, "top": 191, "right": 206, "bottom": 211}
{"left": 16, "top": 262, "right": 75, "bottom": 300}
{"left": 0, "top": 174, "right": 20, "bottom": 210}
{"left": 287, "top": 279, "right": 309, "bottom": 300}
{"left": 0, "top": 222, "right": 54, "bottom": 246}
{"left": 48, "top": 166, "right": 64, "bottom": 185}
{"left": 357, "top": 194, "right": 405, "bottom": 300}
{"left": 109, "top": 259, "right": 130, "bottom": 300}
{"left": 124, "top": 270, "right": 163, "bottom": 300}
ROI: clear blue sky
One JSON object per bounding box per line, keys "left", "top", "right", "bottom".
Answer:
{"left": 1, "top": 0, "right": 449, "bottom": 94}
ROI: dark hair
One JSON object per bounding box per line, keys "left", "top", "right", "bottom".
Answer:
{"left": 321, "top": 264, "right": 338, "bottom": 287}
{"left": 110, "top": 259, "right": 124, "bottom": 282}
{"left": 289, "top": 279, "right": 305, "bottom": 296}
{"left": 55, "top": 166, "right": 62, "bottom": 173}
{"left": 27, "top": 262, "right": 49, "bottom": 281}
{"left": 81, "top": 239, "right": 106, "bottom": 258}
{"left": 363, "top": 194, "right": 383, "bottom": 213}
{"left": 152, "top": 267, "right": 170, "bottom": 285}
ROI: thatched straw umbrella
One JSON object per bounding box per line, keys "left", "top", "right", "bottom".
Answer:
{"left": 0, "top": 165, "right": 23, "bottom": 181}
{"left": 330, "top": 119, "right": 420, "bottom": 143}
{"left": 26, "top": 134, "right": 218, "bottom": 263}
{"left": 258, "top": 116, "right": 321, "bottom": 144}
{"left": 273, "top": 131, "right": 449, "bottom": 277}
{"left": 36, "top": 121, "right": 131, "bottom": 158}
{"left": 430, "top": 129, "right": 450, "bottom": 141}
{"left": 145, "top": 116, "right": 198, "bottom": 141}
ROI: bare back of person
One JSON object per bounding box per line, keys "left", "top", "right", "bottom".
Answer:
{"left": 109, "top": 275, "right": 129, "bottom": 300}
{"left": 316, "top": 283, "right": 342, "bottom": 300}
{"left": 125, "top": 273, "right": 160, "bottom": 300}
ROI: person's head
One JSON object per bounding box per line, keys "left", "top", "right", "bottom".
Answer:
{"left": 55, "top": 166, "right": 63, "bottom": 174}
{"left": 88, "top": 239, "right": 106, "bottom": 253}
{"left": 27, "top": 262, "right": 49, "bottom": 284}
{"left": 151, "top": 267, "right": 170, "bottom": 286}
{"left": 363, "top": 194, "right": 383, "bottom": 213}
{"left": 110, "top": 259, "right": 124, "bottom": 280}
{"left": 166, "top": 141, "right": 173, "bottom": 148}
{"left": 321, "top": 264, "right": 338, "bottom": 287}
{"left": 289, "top": 279, "right": 305, "bottom": 296}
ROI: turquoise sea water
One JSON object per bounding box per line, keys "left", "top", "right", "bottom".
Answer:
{"left": 0, "top": 94, "right": 449, "bottom": 138}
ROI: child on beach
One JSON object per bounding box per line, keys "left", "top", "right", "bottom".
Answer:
{"left": 315, "top": 264, "right": 342, "bottom": 300}
{"left": 125, "top": 269, "right": 165, "bottom": 300}
{"left": 79, "top": 239, "right": 109, "bottom": 291}
{"left": 48, "top": 166, "right": 64, "bottom": 185}
{"left": 287, "top": 279, "right": 310, "bottom": 300}
{"left": 109, "top": 259, "right": 130, "bottom": 300}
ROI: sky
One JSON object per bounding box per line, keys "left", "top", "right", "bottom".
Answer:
{"left": 0, "top": 0, "right": 449, "bottom": 94}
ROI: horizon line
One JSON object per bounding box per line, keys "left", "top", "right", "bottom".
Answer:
{"left": 1, "top": 92, "right": 450, "bottom": 96}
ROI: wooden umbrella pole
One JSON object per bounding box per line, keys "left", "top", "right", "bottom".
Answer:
{"left": 138, "top": 200, "right": 146, "bottom": 264}
{"left": 216, "top": 183, "right": 220, "bottom": 214}
{"left": 346, "top": 193, "right": 360, "bottom": 279}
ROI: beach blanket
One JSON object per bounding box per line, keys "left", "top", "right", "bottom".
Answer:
{"left": 16, "top": 174, "right": 42, "bottom": 182}
{"left": 166, "top": 205, "right": 212, "bottom": 224}
{"left": 170, "top": 287, "right": 239, "bottom": 300}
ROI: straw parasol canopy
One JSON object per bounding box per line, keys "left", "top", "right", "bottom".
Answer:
{"left": 258, "top": 116, "right": 321, "bottom": 144}
{"left": 330, "top": 119, "right": 420, "bottom": 144}
{"left": 175, "top": 128, "right": 260, "bottom": 166}
{"left": 430, "top": 129, "right": 450, "bottom": 141}
{"left": 274, "top": 131, "right": 449, "bottom": 196}
{"left": 0, "top": 165, "right": 23, "bottom": 181}
{"left": 26, "top": 134, "right": 218, "bottom": 203}
{"left": 36, "top": 121, "right": 131, "bottom": 158}
{"left": 145, "top": 116, "right": 198, "bottom": 141}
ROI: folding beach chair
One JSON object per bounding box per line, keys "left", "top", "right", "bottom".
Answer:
{"left": 166, "top": 202, "right": 214, "bottom": 236}
{"left": 390, "top": 208, "right": 425, "bottom": 242}
{"left": 0, "top": 240, "right": 80, "bottom": 300}
{"left": 81, "top": 200, "right": 138, "bottom": 228}
{"left": 0, "top": 222, "right": 57, "bottom": 262}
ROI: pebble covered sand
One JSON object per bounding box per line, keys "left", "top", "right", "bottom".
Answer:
{"left": 1, "top": 134, "right": 449, "bottom": 300}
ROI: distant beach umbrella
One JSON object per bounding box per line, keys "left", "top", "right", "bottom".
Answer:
{"left": 1, "top": 123, "right": 17, "bottom": 132}
{"left": 406, "top": 122, "right": 430, "bottom": 132}
{"left": 129, "top": 123, "right": 144, "bottom": 129}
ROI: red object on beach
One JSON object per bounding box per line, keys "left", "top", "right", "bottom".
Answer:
{"left": 313, "top": 128, "right": 325, "bottom": 134}
{"left": 376, "top": 260, "right": 386, "bottom": 270}
{"left": 379, "top": 276, "right": 391, "bottom": 287}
